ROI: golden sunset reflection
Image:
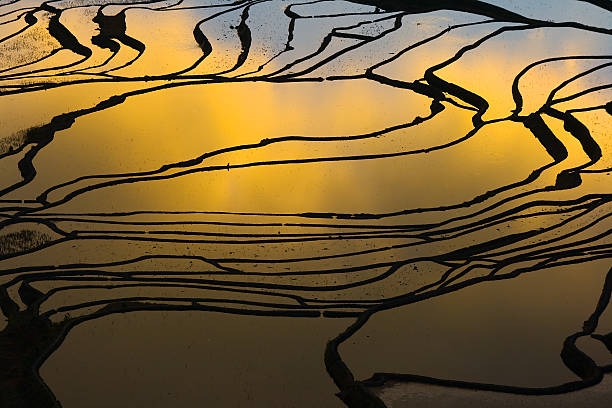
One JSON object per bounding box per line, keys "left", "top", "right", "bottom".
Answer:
{"left": 0, "top": 1, "right": 611, "bottom": 408}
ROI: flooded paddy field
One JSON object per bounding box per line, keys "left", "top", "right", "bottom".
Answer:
{"left": 0, "top": 0, "right": 611, "bottom": 407}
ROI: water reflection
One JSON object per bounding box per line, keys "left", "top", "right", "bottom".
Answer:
{"left": 0, "top": 1, "right": 611, "bottom": 407}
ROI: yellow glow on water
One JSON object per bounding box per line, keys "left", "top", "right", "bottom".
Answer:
{"left": 25, "top": 83, "right": 550, "bottom": 214}
{"left": 6, "top": 47, "right": 600, "bottom": 214}
{"left": 435, "top": 26, "right": 612, "bottom": 120}
{"left": 2, "top": 24, "right": 607, "bottom": 218}
{"left": 0, "top": 3, "right": 611, "bottom": 408}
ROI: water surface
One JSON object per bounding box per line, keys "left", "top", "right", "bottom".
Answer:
{"left": 0, "top": 1, "right": 611, "bottom": 407}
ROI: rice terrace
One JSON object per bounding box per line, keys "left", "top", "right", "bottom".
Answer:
{"left": 0, "top": 0, "right": 611, "bottom": 407}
